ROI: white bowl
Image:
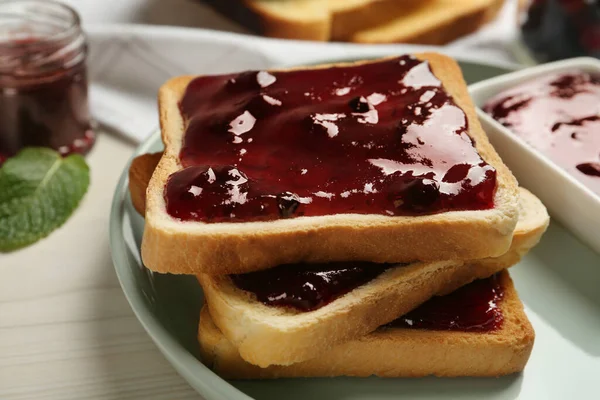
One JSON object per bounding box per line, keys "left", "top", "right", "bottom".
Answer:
{"left": 469, "top": 57, "right": 600, "bottom": 255}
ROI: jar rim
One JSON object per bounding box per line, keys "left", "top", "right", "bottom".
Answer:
{"left": 0, "top": 0, "right": 81, "bottom": 46}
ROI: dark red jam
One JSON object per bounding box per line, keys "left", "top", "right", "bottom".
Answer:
{"left": 389, "top": 274, "right": 504, "bottom": 332}
{"left": 484, "top": 70, "right": 600, "bottom": 195}
{"left": 230, "top": 261, "right": 393, "bottom": 312}
{"left": 0, "top": 5, "right": 94, "bottom": 158}
{"left": 165, "top": 55, "right": 497, "bottom": 223}
{"left": 521, "top": 0, "right": 600, "bottom": 62}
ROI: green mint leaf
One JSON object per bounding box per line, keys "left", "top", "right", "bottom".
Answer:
{"left": 0, "top": 148, "right": 90, "bottom": 252}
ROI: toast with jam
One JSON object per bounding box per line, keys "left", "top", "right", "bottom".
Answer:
{"left": 128, "top": 156, "right": 545, "bottom": 367}
{"left": 141, "top": 54, "right": 520, "bottom": 275}
{"left": 198, "top": 270, "right": 535, "bottom": 378}
{"left": 203, "top": 0, "right": 504, "bottom": 45}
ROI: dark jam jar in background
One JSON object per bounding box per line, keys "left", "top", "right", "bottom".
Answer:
{"left": 0, "top": 0, "right": 94, "bottom": 160}
{"left": 519, "top": 0, "right": 600, "bottom": 62}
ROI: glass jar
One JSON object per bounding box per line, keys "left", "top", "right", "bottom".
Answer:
{"left": 520, "top": 0, "right": 600, "bottom": 62}
{"left": 0, "top": 0, "right": 94, "bottom": 158}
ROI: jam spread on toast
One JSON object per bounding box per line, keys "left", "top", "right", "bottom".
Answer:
{"left": 389, "top": 274, "right": 504, "bottom": 332}
{"left": 166, "top": 56, "right": 497, "bottom": 222}
{"left": 484, "top": 70, "right": 600, "bottom": 195}
{"left": 230, "top": 261, "right": 393, "bottom": 312}
{"left": 232, "top": 266, "right": 505, "bottom": 332}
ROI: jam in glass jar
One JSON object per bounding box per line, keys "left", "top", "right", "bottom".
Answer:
{"left": 0, "top": 0, "right": 94, "bottom": 160}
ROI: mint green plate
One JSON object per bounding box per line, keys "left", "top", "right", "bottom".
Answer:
{"left": 109, "top": 60, "right": 600, "bottom": 400}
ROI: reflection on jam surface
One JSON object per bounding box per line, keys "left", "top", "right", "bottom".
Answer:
{"left": 389, "top": 274, "right": 504, "bottom": 332}
{"left": 230, "top": 261, "right": 392, "bottom": 312}
{"left": 484, "top": 70, "right": 600, "bottom": 195}
{"left": 166, "top": 56, "right": 497, "bottom": 222}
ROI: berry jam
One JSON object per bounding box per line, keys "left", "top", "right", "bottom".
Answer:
{"left": 521, "top": 0, "right": 600, "bottom": 62}
{"left": 165, "top": 56, "right": 497, "bottom": 223}
{"left": 484, "top": 70, "right": 600, "bottom": 195}
{"left": 230, "top": 261, "right": 393, "bottom": 312}
{"left": 389, "top": 274, "right": 504, "bottom": 332}
{"left": 0, "top": 3, "right": 94, "bottom": 158}
{"left": 0, "top": 60, "right": 94, "bottom": 157}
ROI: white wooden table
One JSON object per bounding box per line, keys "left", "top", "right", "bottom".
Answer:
{"left": 0, "top": 133, "right": 200, "bottom": 399}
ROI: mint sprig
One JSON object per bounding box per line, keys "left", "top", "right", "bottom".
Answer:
{"left": 0, "top": 148, "right": 90, "bottom": 252}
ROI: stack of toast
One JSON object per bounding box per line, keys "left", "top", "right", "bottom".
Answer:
{"left": 133, "top": 53, "right": 549, "bottom": 378}
{"left": 202, "top": 0, "right": 506, "bottom": 44}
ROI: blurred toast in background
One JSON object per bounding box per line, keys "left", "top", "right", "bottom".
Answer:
{"left": 202, "top": 0, "right": 506, "bottom": 44}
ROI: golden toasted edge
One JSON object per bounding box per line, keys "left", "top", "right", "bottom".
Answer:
{"left": 350, "top": 0, "right": 504, "bottom": 45}
{"left": 329, "top": 0, "right": 423, "bottom": 40}
{"left": 243, "top": 0, "right": 331, "bottom": 40}
{"left": 198, "top": 270, "right": 535, "bottom": 378}
{"left": 142, "top": 53, "right": 519, "bottom": 276}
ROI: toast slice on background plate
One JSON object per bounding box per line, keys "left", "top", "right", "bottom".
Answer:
{"left": 349, "top": 0, "right": 505, "bottom": 44}
{"left": 142, "top": 53, "right": 520, "bottom": 276}
{"left": 198, "top": 189, "right": 547, "bottom": 367}
{"left": 203, "top": 0, "right": 504, "bottom": 44}
{"left": 198, "top": 270, "right": 535, "bottom": 378}
{"left": 203, "top": 0, "right": 422, "bottom": 41}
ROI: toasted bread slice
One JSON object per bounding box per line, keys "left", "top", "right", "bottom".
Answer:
{"left": 349, "top": 0, "right": 505, "bottom": 45}
{"left": 328, "top": 0, "right": 425, "bottom": 40}
{"left": 205, "top": 0, "right": 502, "bottom": 44}
{"left": 203, "top": 0, "right": 423, "bottom": 41}
{"left": 199, "top": 270, "right": 535, "bottom": 378}
{"left": 242, "top": 0, "right": 330, "bottom": 41}
{"left": 198, "top": 189, "right": 546, "bottom": 367}
{"left": 142, "top": 53, "right": 520, "bottom": 276}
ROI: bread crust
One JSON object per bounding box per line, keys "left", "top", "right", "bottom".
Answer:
{"left": 350, "top": 0, "right": 505, "bottom": 45}
{"left": 328, "top": 0, "right": 422, "bottom": 40}
{"left": 206, "top": 0, "right": 502, "bottom": 44}
{"left": 141, "top": 53, "right": 519, "bottom": 275}
{"left": 243, "top": 0, "right": 331, "bottom": 41}
{"left": 198, "top": 270, "right": 535, "bottom": 378}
